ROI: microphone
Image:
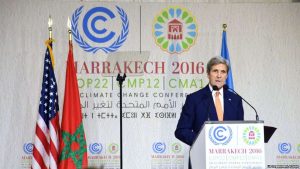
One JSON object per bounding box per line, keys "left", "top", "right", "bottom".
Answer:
{"left": 207, "top": 85, "right": 219, "bottom": 121}
{"left": 212, "top": 85, "right": 219, "bottom": 91}
{"left": 223, "top": 84, "right": 260, "bottom": 121}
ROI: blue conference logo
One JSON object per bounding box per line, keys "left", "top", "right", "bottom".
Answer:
{"left": 152, "top": 142, "right": 166, "bottom": 153}
{"left": 278, "top": 143, "right": 292, "bottom": 154}
{"left": 89, "top": 143, "right": 103, "bottom": 154}
{"left": 72, "top": 6, "right": 129, "bottom": 54}
{"left": 209, "top": 126, "right": 232, "bottom": 145}
{"left": 23, "top": 143, "right": 34, "bottom": 154}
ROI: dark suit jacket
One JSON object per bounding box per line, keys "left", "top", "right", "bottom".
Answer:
{"left": 175, "top": 85, "right": 244, "bottom": 146}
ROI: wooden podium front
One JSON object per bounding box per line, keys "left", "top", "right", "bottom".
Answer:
{"left": 190, "top": 121, "right": 265, "bottom": 169}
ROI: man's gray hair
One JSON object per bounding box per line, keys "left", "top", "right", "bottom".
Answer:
{"left": 206, "top": 56, "right": 230, "bottom": 73}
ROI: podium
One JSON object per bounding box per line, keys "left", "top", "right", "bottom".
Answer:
{"left": 190, "top": 121, "right": 266, "bottom": 169}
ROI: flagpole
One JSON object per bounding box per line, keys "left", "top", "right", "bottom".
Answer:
{"left": 117, "top": 73, "right": 126, "bottom": 169}
{"left": 32, "top": 15, "right": 60, "bottom": 169}
{"left": 221, "top": 23, "right": 234, "bottom": 89}
{"left": 59, "top": 17, "right": 88, "bottom": 168}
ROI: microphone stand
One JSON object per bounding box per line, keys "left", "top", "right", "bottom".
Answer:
{"left": 224, "top": 85, "right": 260, "bottom": 121}
{"left": 116, "top": 73, "right": 126, "bottom": 169}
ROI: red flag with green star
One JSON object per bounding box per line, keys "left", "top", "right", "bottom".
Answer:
{"left": 59, "top": 41, "right": 88, "bottom": 169}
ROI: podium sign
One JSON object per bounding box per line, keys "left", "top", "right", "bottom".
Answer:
{"left": 190, "top": 121, "right": 265, "bottom": 169}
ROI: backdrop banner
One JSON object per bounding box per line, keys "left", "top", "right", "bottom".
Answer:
{"left": 0, "top": 1, "right": 299, "bottom": 169}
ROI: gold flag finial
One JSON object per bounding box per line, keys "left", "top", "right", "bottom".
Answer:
{"left": 223, "top": 24, "right": 227, "bottom": 31}
{"left": 48, "top": 16, "right": 53, "bottom": 40}
{"left": 67, "top": 17, "right": 72, "bottom": 42}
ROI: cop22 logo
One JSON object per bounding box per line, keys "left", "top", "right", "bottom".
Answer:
{"left": 152, "top": 142, "right": 166, "bottom": 153}
{"left": 242, "top": 126, "right": 261, "bottom": 145}
{"left": 72, "top": 6, "right": 129, "bottom": 54}
{"left": 108, "top": 143, "right": 119, "bottom": 154}
{"left": 209, "top": 126, "right": 232, "bottom": 145}
{"left": 171, "top": 142, "right": 182, "bottom": 153}
{"left": 153, "top": 6, "right": 198, "bottom": 54}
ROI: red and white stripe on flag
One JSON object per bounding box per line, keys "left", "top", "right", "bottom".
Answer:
{"left": 32, "top": 41, "right": 60, "bottom": 169}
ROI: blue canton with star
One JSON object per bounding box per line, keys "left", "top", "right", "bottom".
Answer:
{"left": 38, "top": 46, "right": 59, "bottom": 127}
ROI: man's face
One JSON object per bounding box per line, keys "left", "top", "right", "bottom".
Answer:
{"left": 207, "top": 63, "right": 228, "bottom": 89}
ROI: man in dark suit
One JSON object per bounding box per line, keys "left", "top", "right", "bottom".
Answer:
{"left": 175, "top": 56, "right": 244, "bottom": 168}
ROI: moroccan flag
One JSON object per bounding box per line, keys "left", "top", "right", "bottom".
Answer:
{"left": 59, "top": 42, "right": 88, "bottom": 169}
{"left": 32, "top": 40, "right": 60, "bottom": 169}
{"left": 221, "top": 30, "right": 234, "bottom": 89}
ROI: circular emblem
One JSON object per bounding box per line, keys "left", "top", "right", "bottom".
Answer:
{"left": 23, "top": 143, "right": 33, "bottom": 154}
{"left": 153, "top": 6, "right": 198, "bottom": 54}
{"left": 152, "top": 142, "right": 166, "bottom": 153}
{"left": 278, "top": 143, "right": 291, "bottom": 154}
{"left": 72, "top": 6, "right": 129, "bottom": 54}
{"left": 108, "top": 143, "right": 119, "bottom": 154}
{"left": 209, "top": 126, "right": 232, "bottom": 145}
{"left": 171, "top": 142, "right": 182, "bottom": 153}
{"left": 242, "top": 126, "right": 261, "bottom": 145}
{"left": 89, "top": 143, "right": 103, "bottom": 154}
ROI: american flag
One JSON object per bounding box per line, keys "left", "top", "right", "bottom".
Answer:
{"left": 32, "top": 41, "right": 60, "bottom": 169}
